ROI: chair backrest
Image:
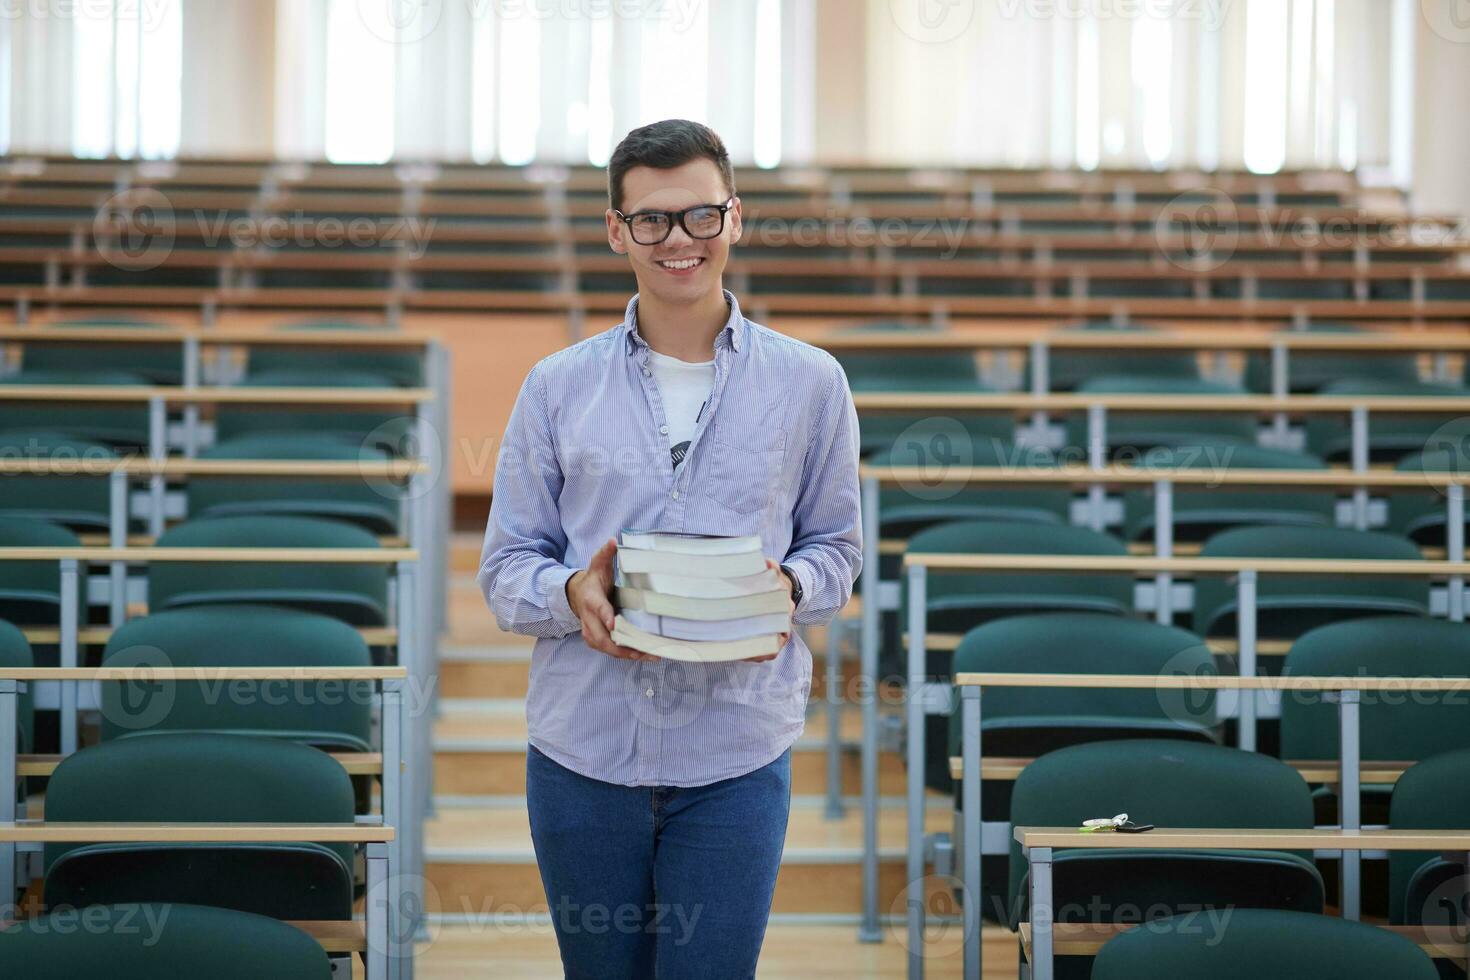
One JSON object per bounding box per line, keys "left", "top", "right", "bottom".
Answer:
{"left": 1064, "top": 375, "right": 1259, "bottom": 451}
{"left": 191, "top": 435, "right": 400, "bottom": 534}
{"left": 947, "top": 613, "right": 1218, "bottom": 758}
{"left": 902, "top": 520, "right": 1134, "bottom": 632}
{"left": 0, "top": 431, "right": 116, "bottom": 531}
{"left": 247, "top": 319, "right": 422, "bottom": 387}
{"left": 1007, "top": 739, "right": 1317, "bottom": 915}
{"left": 1388, "top": 448, "right": 1470, "bottom": 545}
{"left": 22, "top": 318, "right": 184, "bottom": 385}
{"left": 1091, "top": 908, "right": 1438, "bottom": 980}
{"left": 43, "top": 733, "right": 357, "bottom": 920}
{"left": 1281, "top": 617, "right": 1470, "bottom": 764}
{"left": 213, "top": 369, "right": 410, "bottom": 450}
{"left": 0, "top": 516, "right": 81, "bottom": 628}
{"left": 1389, "top": 747, "right": 1470, "bottom": 923}
{"left": 0, "top": 370, "right": 151, "bottom": 449}
{"left": 99, "top": 605, "right": 373, "bottom": 750}
{"left": 1123, "top": 441, "right": 1335, "bottom": 541}
{"left": 0, "top": 618, "right": 33, "bottom": 754}
{"left": 1305, "top": 377, "right": 1470, "bottom": 463}
{"left": 1243, "top": 323, "right": 1421, "bottom": 394}
{"left": 0, "top": 903, "right": 332, "bottom": 980}
{"left": 149, "top": 516, "right": 388, "bottom": 626}
{"left": 1048, "top": 322, "right": 1202, "bottom": 392}
{"left": 1193, "top": 525, "right": 1428, "bottom": 638}
{"left": 832, "top": 322, "right": 983, "bottom": 392}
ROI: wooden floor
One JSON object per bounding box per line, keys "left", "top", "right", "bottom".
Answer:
{"left": 414, "top": 534, "right": 975, "bottom": 976}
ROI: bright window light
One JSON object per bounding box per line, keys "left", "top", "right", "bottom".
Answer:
{"left": 752, "top": 0, "right": 782, "bottom": 169}
{"left": 138, "top": 0, "right": 182, "bottom": 159}
{"left": 1243, "top": 0, "right": 1289, "bottom": 174}
{"left": 470, "top": 8, "right": 498, "bottom": 164}
{"left": 1074, "top": 15, "right": 1100, "bottom": 171}
{"left": 324, "top": 0, "right": 396, "bottom": 164}
{"left": 72, "top": 0, "right": 115, "bottom": 158}
{"left": 1131, "top": 11, "right": 1172, "bottom": 167}
{"left": 586, "top": 13, "right": 614, "bottom": 166}
{"left": 638, "top": 2, "right": 708, "bottom": 125}
{"left": 497, "top": 12, "right": 541, "bottom": 165}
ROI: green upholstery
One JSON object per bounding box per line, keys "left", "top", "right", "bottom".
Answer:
{"left": 1047, "top": 322, "right": 1202, "bottom": 392}
{"left": 192, "top": 434, "right": 401, "bottom": 534}
{"left": 1193, "top": 525, "right": 1428, "bottom": 639}
{"left": 213, "top": 369, "right": 411, "bottom": 452}
{"left": 0, "top": 618, "right": 33, "bottom": 755}
{"left": 246, "top": 319, "right": 423, "bottom": 387}
{"left": 1389, "top": 449, "right": 1469, "bottom": 547}
{"left": 21, "top": 317, "right": 183, "bottom": 384}
{"left": 1091, "top": 908, "right": 1437, "bottom": 980}
{"left": 1008, "top": 740, "right": 1323, "bottom": 938}
{"left": 1282, "top": 618, "right": 1470, "bottom": 764}
{"left": 1065, "top": 376, "right": 1257, "bottom": 456}
{"left": 1122, "top": 442, "right": 1335, "bottom": 543}
{"left": 150, "top": 516, "right": 388, "bottom": 626}
{"left": 1244, "top": 323, "right": 1421, "bottom": 394}
{"left": 0, "top": 517, "right": 80, "bottom": 637}
{"left": 0, "top": 431, "right": 116, "bottom": 531}
{"left": 0, "top": 370, "right": 151, "bottom": 449}
{"left": 99, "top": 606, "right": 372, "bottom": 751}
{"left": 1390, "top": 748, "right": 1470, "bottom": 925}
{"left": 1305, "top": 378, "right": 1470, "bottom": 464}
{"left": 43, "top": 734, "right": 356, "bottom": 920}
{"left": 0, "top": 903, "right": 332, "bottom": 980}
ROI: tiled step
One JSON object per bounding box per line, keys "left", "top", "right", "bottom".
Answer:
{"left": 422, "top": 799, "right": 952, "bottom": 917}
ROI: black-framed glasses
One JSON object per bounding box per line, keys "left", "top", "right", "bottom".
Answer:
{"left": 613, "top": 198, "right": 734, "bottom": 245}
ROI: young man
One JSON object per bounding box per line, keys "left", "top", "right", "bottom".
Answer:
{"left": 478, "top": 119, "right": 862, "bottom": 979}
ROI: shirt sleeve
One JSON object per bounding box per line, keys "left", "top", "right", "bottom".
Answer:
{"left": 476, "top": 363, "right": 583, "bottom": 639}
{"left": 781, "top": 357, "right": 863, "bottom": 626}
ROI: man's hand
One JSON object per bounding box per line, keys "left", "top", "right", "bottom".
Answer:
{"left": 566, "top": 537, "right": 659, "bottom": 662}
{"left": 741, "top": 558, "right": 794, "bottom": 664}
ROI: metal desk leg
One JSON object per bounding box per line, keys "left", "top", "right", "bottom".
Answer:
{"left": 1236, "top": 570, "right": 1258, "bottom": 753}
{"left": 0, "top": 679, "right": 16, "bottom": 903}
{"left": 59, "top": 558, "right": 79, "bottom": 756}
{"left": 961, "top": 686, "right": 982, "bottom": 980}
{"left": 367, "top": 841, "right": 390, "bottom": 980}
{"left": 1153, "top": 479, "right": 1174, "bottom": 624}
{"left": 382, "top": 680, "right": 405, "bottom": 980}
{"left": 1338, "top": 688, "right": 1362, "bottom": 921}
{"left": 860, "top": 474, "right": 883, "bottom": 941}
{"left": 1030, "top": 847, "right": 1055, "bottom": 980}
{"left": 826, "top": 615, "right": 846, "bottom": 819}
{"left": 906, "top": 563, "right": 928, "bottom": 979}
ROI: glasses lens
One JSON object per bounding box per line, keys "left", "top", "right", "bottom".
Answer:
{"left": 629, "top": 213, "right": 672, "bottom": 244}
{"left": 683, "top": 206, "right": 724, "bottom": 239}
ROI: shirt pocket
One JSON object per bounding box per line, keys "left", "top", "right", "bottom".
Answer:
{"left": 703, "top": 421, "right": 788, "bottom": 516}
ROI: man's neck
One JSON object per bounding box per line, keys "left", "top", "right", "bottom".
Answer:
{"left": 635, "top": 286, "right": 729, "bottom": 362}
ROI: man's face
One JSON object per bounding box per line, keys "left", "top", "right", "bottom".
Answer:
{"left": 606, "top": 159, "right": 742, "bottom": 307}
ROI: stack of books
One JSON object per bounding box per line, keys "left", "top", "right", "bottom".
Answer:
{"left": 610, "top": 529, "right": 792, "bottom": 662}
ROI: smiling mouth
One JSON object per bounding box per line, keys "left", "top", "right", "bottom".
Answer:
{"left": 656, "top": 257, "right": 705, "bottom": 271}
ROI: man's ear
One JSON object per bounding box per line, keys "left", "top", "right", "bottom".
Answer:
{"left": 606, "top": 209, "right": 628, "bottom": 254}
{"left": 728, "top": 196, "right": 743, "bottom": 246}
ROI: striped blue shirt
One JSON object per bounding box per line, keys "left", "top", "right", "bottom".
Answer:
{"left": 477, "top": 291, "right": 863, "bottom": 787}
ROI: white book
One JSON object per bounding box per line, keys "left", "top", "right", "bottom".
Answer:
{"left": 611, "top": 615, "right": 781, "bottom": 663}
{"left": 619, "top": 568, "right": 780, "bottom": 599}
{"left": 619, "top": 529, "right": 763, "bottom": 556}
{"left": 620, "top": 607, "right": 791, "bottom": 642}
{"left": 615, "top": 546, "right": 766, "bottom": 579}
{"left": 615, "top": 583, "right": 790, "bottom": 620}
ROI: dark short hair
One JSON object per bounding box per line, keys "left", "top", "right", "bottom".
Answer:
{"left": 607, "top": 119, "right": 735, "bottom": 213}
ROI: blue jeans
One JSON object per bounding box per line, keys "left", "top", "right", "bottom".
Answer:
{"left": 525, "top": 744, "right": 792, "bottom": 980}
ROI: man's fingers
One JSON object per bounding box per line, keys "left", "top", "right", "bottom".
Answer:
{"left": 584, "top": 590, "right": 616, "bottom": 632}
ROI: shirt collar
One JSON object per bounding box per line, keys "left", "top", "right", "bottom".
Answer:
{"left": 622, "top": 289, "right": 745, "bottom": 356}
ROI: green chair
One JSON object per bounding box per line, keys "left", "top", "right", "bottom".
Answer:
{"left": 150, "top": 516, "right": 388, "bottom": 627}
{"left": 1065, "top": 376, "right": 1257, "bottom": 458}
{"left": 1091, "top": 908, "right": 1437, "bottom": 980}
{"left": 1388, "top": 449, "right": 1469, "bottom": 548}
{"left": 191, "top": 434, "right": 401, "bottom": 535}
{"left": 0, "top": 517, "right": 81, "bottom": 649}
{"left": 1390, "top": 748, "right": 1470, "bottom": 932}
{"left": 0, "top": 903, "right": 332, "bottom": 980}
{"left": 0, "top": 619, "right": 34, "bottom": 756}
{"left": 0, "top": 432, "right": 117, "bottom": 532}
{"left": 213, "top": 369, "right": 412, "bottom": 453}
{"left": 1192, "top": 525, "right": 1428, "bottom": 640}
{"left": 246, "top": 319, "right": 423, "bottom": 387}
{"left": 1243, "top": 323, "right": 1421, "bottom": 394}
{"left": 0, "top": 370, "right": 151, "bottom": 450}
{"left": 1046, "top": 322, "right": 1202, "bottom": 392}
{"left": 43, "top": 734, "right": 356, "bottom": 920}
{"left": 1122, "top": 441, "right": 1335, "bottom": 544}
{"left": 1305, "top": 378, "right": 1470, "bottom": 464}
{"left": 1008, "top": 740, "right": 1323, "bottom": 978}
{"left": 99, "top": 605, "right": 373, "bottom": 752}
{"left": 21, "top": 317, "right": 183, "bottom": 384}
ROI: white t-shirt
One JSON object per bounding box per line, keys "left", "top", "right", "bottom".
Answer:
{"left": 646, "top": 349, "right": 716, "bottom": 470}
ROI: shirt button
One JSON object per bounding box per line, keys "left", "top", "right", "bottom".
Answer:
{"left": 645, "top": 688, "right": 655, "bottom": 697}
{"left": 671, "top": 489, "right": 680, "bottom": 500}
{"left": 642, "top": 367, "right": 651, "bottom": 376}
{"left": 659, "top": 424, "right": 669, "bottom": 435}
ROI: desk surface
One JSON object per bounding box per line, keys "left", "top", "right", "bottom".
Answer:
{"left": 0, "top": 822, "right": 394, "bottom": 842}
{"left": 1016, "top": 826, "right": 1470, "bottom": 851}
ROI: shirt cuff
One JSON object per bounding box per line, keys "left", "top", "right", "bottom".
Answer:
{"left": 781, "top": 558, "right": 814, "bottom": 617}
{"left": 543, "top": 564, "right": 581, "bottom": 632}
